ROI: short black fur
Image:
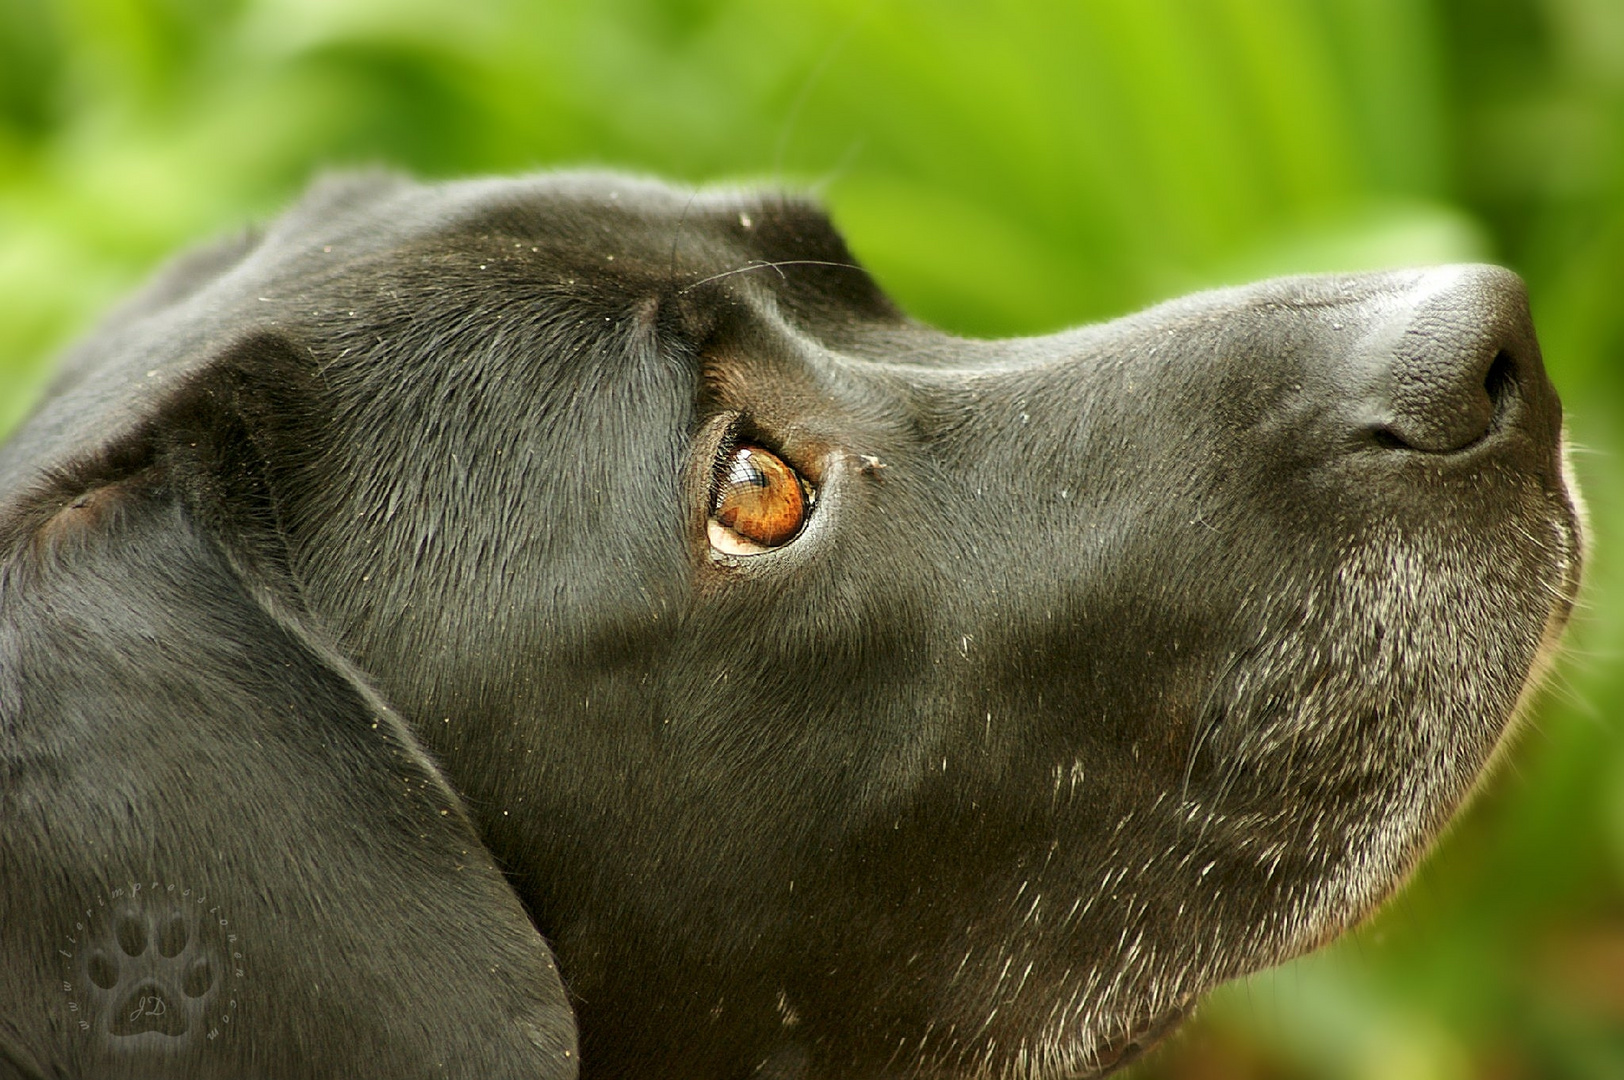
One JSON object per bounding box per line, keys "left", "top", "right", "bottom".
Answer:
{"left": 0, "top": 172, "right": 1583, "bottom": 1079}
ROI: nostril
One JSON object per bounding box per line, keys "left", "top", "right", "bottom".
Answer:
{"left": 1356, "top": 266, "right": 1546, "bottom": 455}
{"left": 1371, "top": 349, "right": 1511, "bottom": 453}
{"left": 1484, "top": 349, "right": 1518, "bottom": 418}
{"left": 1371, "top": 347, "right": 1518, "bottom": 454}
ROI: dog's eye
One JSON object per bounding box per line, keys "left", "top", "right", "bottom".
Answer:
{"left": 709, "top": 446, "right": 808, "bottom": 554}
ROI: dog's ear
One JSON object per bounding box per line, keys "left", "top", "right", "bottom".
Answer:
{"left": 0, "top": 394, "right": 577, "bottom": 1078}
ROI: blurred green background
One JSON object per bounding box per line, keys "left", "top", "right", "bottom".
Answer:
{"left": 2, "top": 0, "right": 1621, "bottom": 1076}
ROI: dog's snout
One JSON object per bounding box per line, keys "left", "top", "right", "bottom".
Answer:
{"left": 1356, "top": 265, "right": 1549, "bottom": 454}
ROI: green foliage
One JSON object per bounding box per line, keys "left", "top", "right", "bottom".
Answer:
{"left": 2, "top": 2, "right": 1621, "bottom": 1075}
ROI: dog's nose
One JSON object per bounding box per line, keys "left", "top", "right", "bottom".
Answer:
{"left": 1356, "top": 265, "right": 1546, "bottom": 454}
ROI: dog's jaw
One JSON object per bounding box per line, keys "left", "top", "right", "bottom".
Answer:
{"left": 1018, "top": 464, "right": 1583, "bottom": 1080}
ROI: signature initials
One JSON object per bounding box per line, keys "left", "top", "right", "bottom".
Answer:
{"left": 129, "top": 995, "right": 167, "bottom": 1022}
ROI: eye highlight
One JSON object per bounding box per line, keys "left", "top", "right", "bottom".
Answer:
{"left": 709, "top": 445, "right": 809, "bottom": 553}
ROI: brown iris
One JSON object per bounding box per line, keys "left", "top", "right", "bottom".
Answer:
{"left": 711, "top": 446, "right": 807, "bottom": 548}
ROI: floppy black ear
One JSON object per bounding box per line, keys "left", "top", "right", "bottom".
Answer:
{"left": 0, "top": 453, "right": 577, "bottom": 1078}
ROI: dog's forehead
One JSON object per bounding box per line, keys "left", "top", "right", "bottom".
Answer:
{"left": 256, "top": 171, "right": 906, "bottom": 341}
{"left": 0, "top": 173, "right": 891, "bottom": 504}
{"left": 265, "top": 171, "right": 846, "bottom": 274}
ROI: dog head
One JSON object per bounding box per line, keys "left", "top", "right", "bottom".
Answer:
{"left": 1, "top": 173, "right": 1582, "bottom": 1078}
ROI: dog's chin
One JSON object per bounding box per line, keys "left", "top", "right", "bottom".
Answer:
{"left": 955, "top": 996, "right": 1192, "bottom": 1080}
{"left": 1070, "top": 1001, "right": 1193, "bottom": 1079}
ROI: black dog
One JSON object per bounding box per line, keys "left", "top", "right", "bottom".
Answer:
{"left": 0, "top": 172, "right": 1583, "bottom": 1080}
